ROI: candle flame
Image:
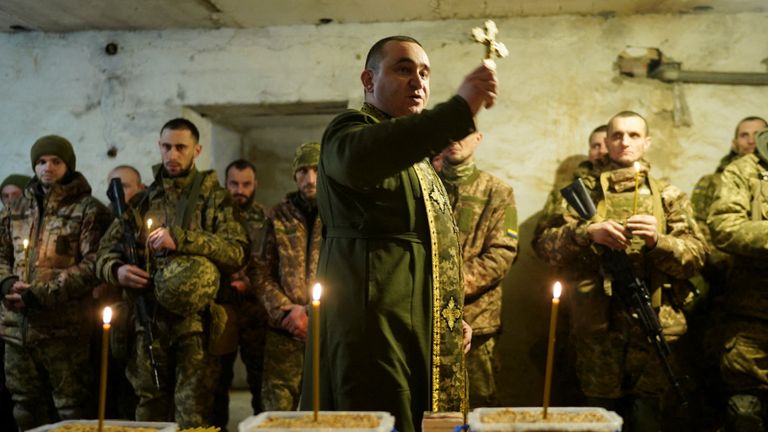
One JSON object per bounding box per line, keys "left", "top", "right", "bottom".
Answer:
{"left": 147, "top": 218, "right": 153, "bottom": 230}
{"left": 553, "top": 282, "right": 562, "bottom": 299}
{"left": 103, "top": 306, "right": 113, "bottom": 325}
{"left": 22, "top": 239, "right": 29, "bottom": 249}
{"left": 312, "top": 283, "right": 322, "bottom": 301}
{"left": 633, "top": 161, "right": 641, "bottom": 172}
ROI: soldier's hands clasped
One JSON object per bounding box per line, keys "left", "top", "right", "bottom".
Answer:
{"left": 626, "top": 214, "right": 659, "bottom": 248}
{"left": 457, "top": 63, "right": 498, "bottom": 115}
{"left": 281, "top": 304, "right": 309, "bottom": 340}
{"left": 587, "top": 220, "right": 631, "bottom": 250}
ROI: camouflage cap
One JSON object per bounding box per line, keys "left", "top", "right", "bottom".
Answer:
{"left": 154, "top": 255, "right": 220, "bottom": 316}
{"left": 30, "top": 135, "right": 76, "bottom": 172}
{"left": 292, "top": 141, "right": 320, "bottom": 175}
{"left": 757, "top": 128, "right": 768, "bottom": 163}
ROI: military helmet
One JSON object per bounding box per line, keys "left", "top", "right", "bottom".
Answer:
{"left": 757, "top": 128, "right": 768, "bottom": 164}
{"left": 154, "top": 255, "right": 220, "bottom": 316}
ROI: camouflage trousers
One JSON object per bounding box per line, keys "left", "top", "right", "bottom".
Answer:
{"left": 261, "top": 329, "right": 304, "bottom": 411}
{"left": 573, "top": 324, "right": 670, "bottom": 399}
{"left": 4, "top": 337, "right": 93, "bottom": 431}
{"left": 212, "top": 320, "right": 267, "bottom": 430}
{"left": 720, "top": 318, "right": 768, "bottom": 431}
{"left": 466, "top": 333, "right": 500, "bottom": 408}
{"left": 127, "top": 329, "right": 220, "bottom": 428}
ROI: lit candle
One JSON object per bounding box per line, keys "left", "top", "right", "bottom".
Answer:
{"left": 145, "top": 219, "right": 153, "bottom": 275}
{"left": 312, "top": 283, "right": 322, "bottom": 422}
{"left": 542, "top": 282, "right": 562, "bottom": 419}
{"left": 22, "top": 238, "right": 29, "bottom": 282}
{"left": 98, "top": 306, "right": 112, "bottom": 432}
{"left": 632, "top": 161, "right": 641, "bottom": 215}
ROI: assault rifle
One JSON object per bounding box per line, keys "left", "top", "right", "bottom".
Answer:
{"left": 107, "top": 178, "right": 161, "bottom": 390}
{"left": 560, "top": 178, "right": 687, "bottom": 406}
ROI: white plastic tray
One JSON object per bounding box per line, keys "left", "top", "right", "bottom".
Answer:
{"left": 239, "top": 411, "right": 395, "bottom": 432}
{"left": 469, "top": 407, "right": 622, "bottom": 432}
{"left": 27, "top": 419, "right": 178, "bottom": 432}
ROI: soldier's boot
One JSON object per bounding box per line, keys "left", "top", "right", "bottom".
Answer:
{"left": 12, "top": 399, "right": 50, "bottom": 431}
{"left": 626, "top": 396, "right": 662, "bottom": 432}
{"left": 211, "top": 351, "right": 238, "bottom": 431}
{"left": 725, "top": 394, "right": 766, "bottom": 432}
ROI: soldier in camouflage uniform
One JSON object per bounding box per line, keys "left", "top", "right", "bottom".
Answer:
{"left": 0, "top": 173, "right": 27, "bottom": 432}
{"left": 251, "top": 141, "right": 322, "bottom": 411}
{"left": 708, "top": 127, "right": 768, "bottom": 431}
{"left": 533, "top": 111, "right": 706, "bottom": 432}
{"left": 212, "top": 159, "right": 268, "bottom": 430}
{"left": 0, "top": 136, "right": 111, "bottom": 430}
{"left": 438, "top": 131, "right": 518, "bottom": 407}
{"left": 684, "top": 116, "right": 767, "bottom": 430}
{"left": 96, "top": 118, "right": 247, "bottom": 428}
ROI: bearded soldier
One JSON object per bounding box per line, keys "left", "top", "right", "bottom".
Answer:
{"left": 533, "top": 111, "right": 706, "bottom": 431}
{"left": 211, "top": 159, "right": 268, "bottom": 431}
{"left": 96, "top": 118, "right": 247, "bottom": 427}
{"left": 0, "top": 136, "right": 111, "bottom": 429}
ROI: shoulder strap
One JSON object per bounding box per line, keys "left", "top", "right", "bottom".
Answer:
{"left": 174, "top": 171, "right": 205, "bottom": 230}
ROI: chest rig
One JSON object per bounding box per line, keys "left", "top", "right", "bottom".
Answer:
{"left": 596, "top": 168, "right": 667, "bottom": 307}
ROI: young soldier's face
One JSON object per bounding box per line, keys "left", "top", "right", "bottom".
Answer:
{"left": 158, "top": 128, "right": 201, "bottom": 177}
{"left": 732, "top": 119, "right": 768, "bottom": 155}
{"left": 226, "top": 167, "right": 257, "bottom": 206}
{"left": 361, "top": 41, "right": 430, "bottom": 118}
{"left": 295, "top": 166, "right": 318, "bottom": 201}
{"left": 588, "top": 131, "right": 608, "bottom": 162}
{"left": 34, "top": 155, "right": 68, "bottom": 186}
{"left": 606, "top": 116, "right": 651, "bottom": 167}
{"left": 1, "top": 185, "right": 22, "bottom": 207}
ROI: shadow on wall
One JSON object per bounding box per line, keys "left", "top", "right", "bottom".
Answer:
{"left": 496, "top": 154, "right": 587, "bottom": 408}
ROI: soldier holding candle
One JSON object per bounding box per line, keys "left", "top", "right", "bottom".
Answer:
{"left": 96, "top": 118, "right": 247, "bottom": 428}
{"left": 533, "top": 111, "right": 706, "bottom": 431}
{"left": 0, "top": 136, "right": 111, "bottom": 430}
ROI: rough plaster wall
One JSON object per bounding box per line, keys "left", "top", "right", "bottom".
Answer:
{"left": 1, "top": 13, "right": 767, "bottom": 406}
{"left": 243, "top": 114, "right": 337, "bottom": 208}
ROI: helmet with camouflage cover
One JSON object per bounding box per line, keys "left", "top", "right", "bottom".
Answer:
{"left": 154, "top": 255, "right": 220, "bottom": 316}
{"left": 757, "top": 128, "right": 768, "bottom": 163}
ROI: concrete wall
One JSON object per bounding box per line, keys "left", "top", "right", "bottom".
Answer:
{"left": 1, "top": 13, "right": 767, "bottom": 406}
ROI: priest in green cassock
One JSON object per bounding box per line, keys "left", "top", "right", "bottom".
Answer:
{"left": 298, "top": 35, "right": 499, "bottom": 432}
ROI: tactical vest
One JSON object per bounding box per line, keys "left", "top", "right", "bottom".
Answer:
{"left": 597, "top": 171, "right": 668, "bottom": 308}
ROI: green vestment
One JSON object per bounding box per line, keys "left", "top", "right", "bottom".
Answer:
{"left": 300, "top": 96, "right": 475, "bottom": 432}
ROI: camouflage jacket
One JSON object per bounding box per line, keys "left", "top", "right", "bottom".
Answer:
{"left": 533, "top": 158, "right": 706, "bottom": 333}
{"left": 0, "top": 173, "right": 111, "bottom": 344}
{"left": 440, "top": 160, "right": 518, "bottom": 335}
{"left": 709, "top": 153, "right": 768, "bottom": 320}
{"left": 96, "top": 166, "right": 246, "bottom": 334}
{"left": 221, "top": 198, "right": 269, "bottom": 325}
{"left": 691, "top": 151, "right": 740, "bottom": 273}
{"left": 250, "top": 191, "right": 322, "bottom": 329}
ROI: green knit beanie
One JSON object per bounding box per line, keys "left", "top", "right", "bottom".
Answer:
{"left": 0, "top": 174, "right": 31, "bottom": 191}
{"left": 30, "top": 135, "right": 76, "bottom": 172}
{"left": 292, "top": 141, "right": 320, "bottom": 175}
